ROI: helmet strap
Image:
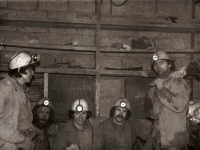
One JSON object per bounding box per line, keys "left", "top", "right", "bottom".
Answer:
{"left": 17, "top": 67, "right": 21, "bottom": 73}
{"left": 159, "top": 67, "right": 171, "bottom": 79}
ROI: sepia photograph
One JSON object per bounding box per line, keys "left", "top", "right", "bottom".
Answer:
{"left": 0, "top": 0, "right": 200, "bottom": 150}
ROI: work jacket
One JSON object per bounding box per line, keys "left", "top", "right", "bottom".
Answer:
{"left": 53, "top": 118, "right": 97, "bottom": 150}
{"left": 92, "top": 118, "right": 134, "bottom": 150}
{"left": 34, "top": 123, "right": 62, "bottom": 150}
{"left": 145, "top": 73, "right": 191, "bottom": 149}
{"left": 0, "top": 74, "right": 34, "bottom": 150}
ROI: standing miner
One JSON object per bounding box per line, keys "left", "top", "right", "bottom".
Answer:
{"left": 145, "top": 50, "right": 191, "bottom": 150}
{"left": 0, "top": 52, "right": 40, "bottom": 150}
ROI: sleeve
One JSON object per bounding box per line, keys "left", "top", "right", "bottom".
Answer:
{"left": 53, "top": 128, "right": 68, "bottom": 150}
{"left": 92, "top": 123, "right": 104, "bottom": 150}
{"left": 48, "top": 123, "right": 62, "bottom": 149}
{"left": 145, "top": 90, "right": 154, "bottom": 119}
{"left": 0, "top": 85, "right": 23, "bottom": 143}
{"left": 132, "top": 123, "right": 137, "bottom": 145}
{"left": 0, "top": 86, "right": 6, "bottom": 118}
{"left": 131, "top": 119, "right": 150, "bottom": 142}
{"left": 155, "top": 78, "right": 191, "bottom": 112}
{"left": 145, "top": 86, "right": 158, "bottom": 120}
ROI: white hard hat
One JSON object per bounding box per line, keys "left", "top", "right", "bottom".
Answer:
{"left": 113, "top": 97, "right": 130, "bottom": 110}
{"left": 9, "top": 52, "right": 40, "bottom": 70}
{"left": 152, "top": 50, "right": 170, "bottom": 62}
{"left": 71, "top": 99, "right": 89, "bottom": 112}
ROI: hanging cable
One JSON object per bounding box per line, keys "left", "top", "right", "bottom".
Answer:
{"left": 109, "top": 0, "right": 129, "bottom": 14}
{"left": 110, "top": 0, "right": 128, "bottom": 7}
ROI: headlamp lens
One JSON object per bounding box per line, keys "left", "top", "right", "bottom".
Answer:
{"left": 76, "top": 105, "right": 83, "bottom": 112}
{"left": 153, "top": 55, "right": 158, "bottom": 61}
{"left": 44, "top": 100, "right": 49, "bottom": 106}
{"left": 120, "top": 102, "right": 126, "bottom": 108}
{"left": 32, "top": 54, "right": 38, "bottom": 62}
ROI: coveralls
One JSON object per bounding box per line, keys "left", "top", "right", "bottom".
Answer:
{"left": 0, "top": 74, "right": 34, "bottom": 150}
{"left": 92, "top": 117, "right": 135, "bottom": 150}
{"left": 145, "top": 73, "right": 191, "bottom": 149}
{"left": 53, "top": 119, "right": 93, "bottom": 150}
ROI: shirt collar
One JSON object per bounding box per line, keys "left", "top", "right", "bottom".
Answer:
{"left": 5, "top": 74, "right": 27, "bottom": 92}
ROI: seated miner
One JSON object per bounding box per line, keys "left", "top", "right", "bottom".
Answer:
{"left": 32, "top": 97, "right": 62, "bottom": 150}
{"left": 53, "top": 99, "right": 96, "bottom": 150}
{"left": 92, "top": 97, "right": 136, "bottom": 150}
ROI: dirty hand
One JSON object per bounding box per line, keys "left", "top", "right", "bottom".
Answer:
{"left": 64, "top": 143, "right": 79, "bottom": 150}
{"left": 23, "top": 128, "right": 36, "bottom": 140}
{"left": 172, "top": 66, "right": 187, "bottom": 78}
{"left": 154, "top": 78, "right": 164, "bottom": 90}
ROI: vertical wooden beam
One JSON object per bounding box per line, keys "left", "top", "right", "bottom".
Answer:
{"left": 190, "top": 0, "right": 196, "bottom": 100}
{"left": 154, "top": 0, "right": 158, "bottom": 15}
{"left": 190, "top": 36, "right": 194, "bottom": 100}
{"left": 95, "top": 0, "right": 101, "bottom": 118}
{"left": 95, "top": 0, "right": 97, "bottom": 14}
{"left": 191, "top": 0, "right": 196, "bottom": 19}
{"left": 44, "top": 73, "right": 48, "bottom": 98}
{"left": 189, "top": 54, "right": 194, "bottom": 100}
{"left": 188, "top": 0, "right": 196, "bottom": 137}
{"left": 190, "top": 0, "right": 195, "bottom": 50}
{"left": 191, "top": 0, "right": 195, "bottom": 49}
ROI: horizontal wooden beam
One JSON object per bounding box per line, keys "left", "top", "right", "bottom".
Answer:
{"left": 101, "top": 15, "right": 200, "bottom": 32}
{"left": 0, "top": 66, "right": 97, "bottom": 75}
{"left": 0, "top": 65, "right": 156, "bottom": 77}
{"left": 0, "top": 43, "right": 96, "bottom": 53}
{"left": 0, "top": 19, "right": 96, "bottom": 30}
{"left": 101, "top": 48, "right": 200, "bottom": 54}
{"left": 0, "top": 66, "right": 96, "bottom": 76}
{"left": 1, "top": 17, "right": 200, "bottom": 33}
{"left": 1, "top": 43, "right": 199, "bottom": 54}
{"left": 101, "top": 24, "right": 193, "bottom": 33}
{"left": 37, "top": 68, "right": 96, "bottom": 75}
{"left": 100, "top": 69, "right": 155, "bottom": 77}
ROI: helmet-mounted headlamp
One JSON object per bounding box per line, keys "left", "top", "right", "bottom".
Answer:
{"left": 152, "top": 50, "right": 159, "bottom": 61}
{"left": 76, "top": 105, "right": 83, "bottom": 112}
{"left": 34, "top": 97, "right": 52, "bottom": 110}
{"left": 120, "top": 101, "right": 126, "bottom": 108}
{"left": 153, "top": 54, "right": 158, "bottom": 61}
{"left": 152, "top": 51, "right": 170, "bottom": 62}
{"left": 72, "top": 99, "right": 88, "bottom": 112}
{"left": 32, "top": 54, "right": 40, "bottom": 62}
{"left": 43, "top": 99, "right": 50, "bottom": 106}
{"left": 76, "top": 99, "right": 83, "bottom": 112}
{"left": 119, "top": 97, "right": 127, "bottom": 108}
{"left": 114, "top": 97, "right": 130, "bottom": 110}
